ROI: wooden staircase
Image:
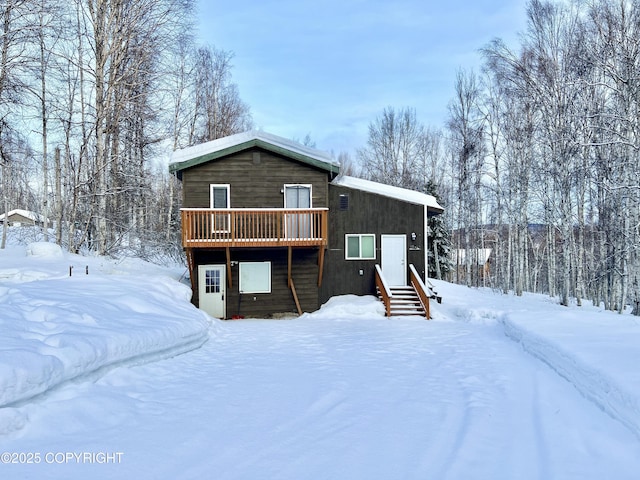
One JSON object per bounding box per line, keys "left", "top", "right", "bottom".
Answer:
{"left": 375, "top": 264, "right": 433, "bottom": 318}
{"left": 381, "top": 285, "right": 426, "bottom": 317}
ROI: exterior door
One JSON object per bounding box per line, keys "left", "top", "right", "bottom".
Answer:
{"left": 284, "top": 184, "right": 312, "bottom": 238}
{"left": 381, "top": 235, "right": 407, "bottom": 286}
{"left": 198, "top": 265, "right": 226, "bottom": 318}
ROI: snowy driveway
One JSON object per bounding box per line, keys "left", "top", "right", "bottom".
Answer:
{"left": 4, "top": 311, "right": 640, "bottom": 480}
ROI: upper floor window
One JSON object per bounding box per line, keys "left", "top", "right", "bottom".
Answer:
{"left": 284, "top": 184, "right": 312, "bottom": 208}
{"left": 210, "top": 184, "right": 230, "bottom": 209}
{"left": 210, "top": 184, "right": 230, "bottom": 232}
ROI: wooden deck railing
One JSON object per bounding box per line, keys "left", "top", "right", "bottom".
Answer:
{"left": 180, "top": 208, "right": 328, "bottom": 248}
{"left": 375, "top": 264, "right": 393, "bottom": 317}
{"left": 409, "top": 264, "right": 431, "bottom": 319}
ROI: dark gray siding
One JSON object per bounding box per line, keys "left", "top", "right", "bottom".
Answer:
{"left": 179, "top": 146, "right": 428, "bottom": 316}
{"left": 181, "top": 147, "right": 331, "bottom": 318}
{"left": 193, "top": 247, "right": 320, "bottom": 318}
{"left": 319, "top": 183, "right": 426, "bottom": 304}
{"left": 181, "top": 147, "right": 329, "bottom": 208}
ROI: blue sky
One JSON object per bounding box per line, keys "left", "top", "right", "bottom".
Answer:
{"left": 196, "top": 0, "right": 529, "bottom": 156}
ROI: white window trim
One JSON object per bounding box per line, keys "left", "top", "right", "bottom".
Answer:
{"left": 283, "top": 184, "right": 313, "bottom": 208}
{"left": 345, "top": 234, "right": 376, "bottom": 260}
{"left": 239, "top": 262, "right": 272, "bottom": 294}
{"left": 209, "top": 184, "right": 230, "bottom": 209}
{"left": 209, "top": 184, "right": 230, "bottom": 233}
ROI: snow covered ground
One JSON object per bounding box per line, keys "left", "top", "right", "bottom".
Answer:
{"left": 0, "top": 243, "right": 210, "bottom": 417}
{"left": 2, "top": 241, "right": 640, "bottom": 479}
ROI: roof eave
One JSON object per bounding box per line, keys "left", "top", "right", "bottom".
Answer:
{"left": 332, "top": 180, "right": 445, "bottom": 214}
{"left": 427, "top": 205, "right": 445, "bottom": 216}
{"left": 169, "top": 138, "right": 339, "bottom": 176}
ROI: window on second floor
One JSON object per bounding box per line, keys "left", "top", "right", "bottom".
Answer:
{"left": 210, "top": 184, "right": 230, "bottom": 209}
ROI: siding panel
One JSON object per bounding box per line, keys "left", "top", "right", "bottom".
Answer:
{"left": 181, "top": 148, "right": 329, "bottom": 209}
{"left": 320, "top": 184, "right": 426, "bottom": 303}
{"left": 193, "top": 247, "right": 319, "bottom": 318}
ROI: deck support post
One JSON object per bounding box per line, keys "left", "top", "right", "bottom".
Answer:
{"left": 290, "top": 278, "right": 303, "bottom": 316}
{"left": 287, "top": 246, "right": 292, "bottom": 288}
{"left": 287, "top": 246, "right": 302, "bottom": 315}
{"left": 185, "top": 248, "right": 196, "bottom": 293}
{"left": 226, "top": 247, "right": 232, "bottom": 288}
{"left": 317, "top": 246, "right": 325, "bottom": 287}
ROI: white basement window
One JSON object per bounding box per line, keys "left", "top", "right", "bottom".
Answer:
{"left": 239, "top": 262, "right": 272, "bottom": 293}
{"left": 345, "top": 234, "right": 376, "bottom": 260}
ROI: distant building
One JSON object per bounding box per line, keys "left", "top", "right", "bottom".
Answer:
{"left": 453, "top": 248, "right": 492, "bottom": 283}
{"left": 0, "top": 209, "right": 47, "bottom": 228}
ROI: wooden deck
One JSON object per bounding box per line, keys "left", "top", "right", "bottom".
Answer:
{"left": 180, "top": 208, "right": 328, "bottom": 248}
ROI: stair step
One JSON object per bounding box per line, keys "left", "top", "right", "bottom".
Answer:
{"left": 390, "top": 304, "right": 423, "bottom": 310}
{"left": 390, "top": 308, "right": 425, "bottom": 316}
{"left": 377, "top": 284, "right": 427, "bottom": 317}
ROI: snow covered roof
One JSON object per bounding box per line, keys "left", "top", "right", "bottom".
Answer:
{"left": 0, "top": 209, "right": 44, "bottom": 223}
{"left": 169, "top": 130, "right": 340, "bottom": 177}
{"left": 331, "top": 175, "right": 444, "bottom": 214}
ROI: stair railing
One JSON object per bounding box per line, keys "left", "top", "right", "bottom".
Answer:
{"left": 409, "top": 264, "right": 431, "bottom": 319}
{"left": 375, "top": 264, "right": 393, "bottom": 317}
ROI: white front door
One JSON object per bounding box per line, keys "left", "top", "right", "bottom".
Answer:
{"left": 381, "top": 235, "right": 407, "bottom": 286}
{"left": 198, "top": 265, "right": 226, "bottom": 318}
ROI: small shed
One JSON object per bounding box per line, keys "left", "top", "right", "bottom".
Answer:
{"left": 0, "top": 209, "right": 46, "bottom": 227}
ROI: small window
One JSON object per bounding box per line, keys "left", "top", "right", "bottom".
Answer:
{"left": 345, "top": 234, "right": 376, "bottom": 260}
{"left": 205, "top": 269, "right": 221, "bottom": 294}
{"left": 210, "top": 184, "right": 230, "bottom": 232}
{"left": 239, "top": 262, "right": 271, "bottom": 293}
{"left": 210, "top": 184, "right": 230, "bottom": 208}
{"left": 339, "top": 194, "right": 349, "bottom": 210}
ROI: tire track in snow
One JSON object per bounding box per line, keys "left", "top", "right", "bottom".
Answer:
{"left": 527, "top": 371, "right": 550, "bottom": 480}
{"left": 448, "top": 300, "right": 640, "bottom": 442}
{"left": 6, "top": 314, "right": 640, "bottom": 479}
{"left": 500, "top": 315, "right": 640, "bottom": 440}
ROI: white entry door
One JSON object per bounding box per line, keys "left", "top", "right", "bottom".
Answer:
{"left": 381, "top": 235, "right": 407, "bottom": 286}
{"left": 198, "top": 265, "right": 226, "bottom": 318}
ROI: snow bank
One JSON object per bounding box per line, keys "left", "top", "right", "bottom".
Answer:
{"left": 501, "top": 314, "right": 640, "bottom": 440}
{"left": 430, "top": 280, "right": 640, "bottom": 440}
{"left": 26, "top": 241, "right": 65, "bottom": 259}
{"left": 302, "top": 294, "right": 386, "bottom": 320}
{"left": 0, "top": 244, "right": 211, "bottom": 415}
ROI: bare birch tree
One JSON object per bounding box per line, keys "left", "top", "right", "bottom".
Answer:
{"left": 358, "top": 106, "right": 426, "bottom": 189}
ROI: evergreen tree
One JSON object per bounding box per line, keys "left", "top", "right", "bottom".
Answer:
{"left": 425, "top": 180, "right": 452, "bottom": 280}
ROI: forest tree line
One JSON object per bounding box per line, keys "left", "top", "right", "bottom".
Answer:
{"left": 0, "top": 0, "right": 252, "bottom": 260}
{"left": 1, "top": 0, "right": 639, "bottom": 314}
{"left": 358, "top": 0, "right": 640, "bottom": 315}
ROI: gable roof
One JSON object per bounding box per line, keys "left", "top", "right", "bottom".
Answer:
{"left": 0, "top": 209, "right": 44, "bottom": 222}
{"left": 331, "top": 175, "right": 444, "bottom": 215}
{"left": 169, "top": 130, "right": 340, "bottom": 178}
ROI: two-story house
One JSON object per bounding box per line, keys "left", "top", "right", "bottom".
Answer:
{"left": 169, "top": 130, "right": 443, "bottom": 319}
